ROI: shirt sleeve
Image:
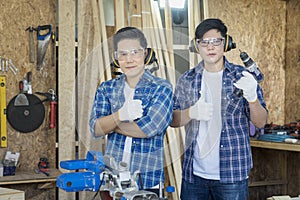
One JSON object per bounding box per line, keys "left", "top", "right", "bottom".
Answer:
{"left": 136, "top": 82, "right": 173, "bottom": 138}
{"left": 173, "top": 73, "right": 194, "bottom": 110}
{"left": 89, "top": 83, "right": 111, "bottom": 138}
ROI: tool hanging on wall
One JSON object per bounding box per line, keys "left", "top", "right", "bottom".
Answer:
{"left": 37, "top": 24, "right": 52, "bottom": 70}
{"left": 51, "top": 31, "right": 56, "bottom": 66}
{"left": 0, "top": 57, "right": 18, "bottom": 75}
{"left": 6, "top": 93, "right": 45, "bottom": 133}
{"left": 0, "top": 76, "right": 7, "bottom": 147}
{"left": 36, "top": 89, "right": 57, "bottom": 129}
{"left": 27, "top": 71, "right": 32, "bottom": 94}
{"left": 25, "top": 26, "right": 37, "bottom": 63}
{"left": 14, "top": 80, "right": 29, "bottom": 107}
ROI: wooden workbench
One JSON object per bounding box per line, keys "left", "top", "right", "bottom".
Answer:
{"left": 249, "top": 138, "right": 300, "bottom": 199}
{"left": 250, "top": 139, "right": 300, "bottom": 152}
{"left": 0, "top": 168, "right": 61, "bottom": 186}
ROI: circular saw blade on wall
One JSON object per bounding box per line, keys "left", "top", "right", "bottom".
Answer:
{"left": 7, "top": 94, "right": 45, "bottom": 133}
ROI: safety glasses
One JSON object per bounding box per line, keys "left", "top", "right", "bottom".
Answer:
{"left": 196, "top": 38, "right": 224, "bottom": 47}
{"left": 114, "top": 48, "right": 145, "bottom": 61}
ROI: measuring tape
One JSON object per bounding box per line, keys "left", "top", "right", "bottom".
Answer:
{"left": 0, "top": 75, "right": 7, "bottom": 147}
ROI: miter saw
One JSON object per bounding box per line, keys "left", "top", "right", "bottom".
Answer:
{"left": 56, "top": 151, "right": 174, "bottom": 200}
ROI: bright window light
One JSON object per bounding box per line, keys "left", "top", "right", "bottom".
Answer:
{"left": 159, "top": 0, "right": 185, "bottom": 9}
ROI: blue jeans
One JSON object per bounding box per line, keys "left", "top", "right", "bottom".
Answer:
{"left": 180, "top": 175, "right": 248, "bottom": 200}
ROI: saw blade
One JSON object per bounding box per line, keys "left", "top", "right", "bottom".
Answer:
{"left": 37, "top": 25, "right": 52, "bottom": 70}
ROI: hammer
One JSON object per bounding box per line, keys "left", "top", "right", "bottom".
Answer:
{"left": 26, "top": 26, "right": 37, "bottom": 63}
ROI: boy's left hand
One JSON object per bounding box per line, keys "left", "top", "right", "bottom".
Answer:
{"left": 234, "top": 71, "right": 257, "bottom": 102}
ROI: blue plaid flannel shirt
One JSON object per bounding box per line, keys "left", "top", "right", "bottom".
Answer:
{"left": 89, "top": 70, "right": 173, "bottom": 188}
{"left": 173, "top": 57, "right": 267, "bottom": 183}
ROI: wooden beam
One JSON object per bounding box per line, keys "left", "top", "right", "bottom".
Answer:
{"left": 153, "top": 0, "right": 175, "bottom": 86}
{"left": 149, "top": 2, "right": 182, "bottom": 199}
{"left": 58, "top": 0, "right": 76, "bottom": 199}
{"left": 164, "top": 0, "right": 175, "bottom": 72}
{"left": 91, "top": 0, "right": 105, "bottom": 82}
{"left": 193, "top": 0, "right": 202, "bottom": 63}
{"left": 129, "top": 0, "right": 142, "bottom": 28}
{"left": 98, "top": 0, "right": 112, "bottom": 81}
{"left": 188, "top": 0, "right": 196, "bottom": 69}
{"left": 115, "top": 0, "right": 126, "bottom": 30}
{"left": 149, "top": 0, "right": 167, "bottom": 79}
{"left": 203, "top": 0, "right": 209, "bottom": 19}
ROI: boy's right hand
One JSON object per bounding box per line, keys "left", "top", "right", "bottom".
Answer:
{"left": 188, "top": 94, "right": 213, "bottom": 121}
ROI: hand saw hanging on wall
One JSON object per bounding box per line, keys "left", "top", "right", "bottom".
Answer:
{"left": 37, "top": 24, "right": 52, "bottom": 70}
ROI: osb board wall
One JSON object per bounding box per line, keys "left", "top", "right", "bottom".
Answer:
{"left": 0, "top": 1, "right": 56, "bottom": 171}
{"left": 285, "top": 0, "right": 300, "bottom": 123}
{"left": 207, "top": 0, "right": 286, "bottom": 124}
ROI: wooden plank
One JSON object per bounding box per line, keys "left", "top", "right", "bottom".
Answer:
{"left": 0, "top": 168, "right": 61, "bottom": 185}
{"left": 164, "top": 0, "right": 175, "bottom": 72}
{"left": 98, "top": 0, "right": 112, "bottom": 81}
{"left": 281, "top": 151, "right": 287, "bottom": 194}
{"left": 142, "top": 2, "right": 177, "bottom": 198}
{"left": 77, "top": 0, "right": 95, "bottom": 161}
{"left": 202, "top": 0, "right": 209, "bottom": 19}
{"left": 115, "top": 0, "right": 126, "bottom": 30}
{"left": 153, "top": 1, "right": 175, "bottom": 86}
{"left": 188, "top": 0, "right": 196, "bottom": 69}
{"left": 129, "top": 0, "right": 142, "bottom": 28}
{"left": 193, "top": 0, "right": 202, "bottom": 63}
{"left": 164, "top": 138, "right": 179, "bottom": 200}
{"left": 58, "top": 0, "right": 76, "bottom": 199}
{"left": 150, "top": 3, "right": 180, "bottom": 199}
{"left": 0, "top": 187, "right": 24, "bottom": 200}
{"left": 149, "top": 0, "right": 167, "bottom": 79}
{"left": 141, "top": 0, "right": 160, "bottom": 75}
{"left": 250, "top": 139, "right": 300, "bottom": 152}
{"left": 77, "top": 1, "right": 106, "bottom": 199}
{"left": 91, "top": 0, "right": 105, "bottom": 82}
{"left": 249, "top": 180, "right": 287, "bottom": 187}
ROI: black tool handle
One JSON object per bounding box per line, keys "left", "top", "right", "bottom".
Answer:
{"left": 37, "top": 25, "right": 52, "bottom": 40}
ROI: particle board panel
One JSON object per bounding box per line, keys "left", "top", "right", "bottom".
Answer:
{"left": 58, "top": 0, "right": 76, "bottom": 199}
{"left": 0, "top": 1, "right": 56, "bottom": 200}
{"left": 207, "top": 0, "right": 287, "bottom": 124}
{"left": 285, "top": 0, "right": 300, "bottom": 123}
{"left": 0, "top": 0, "right": 56, "bottom": 172}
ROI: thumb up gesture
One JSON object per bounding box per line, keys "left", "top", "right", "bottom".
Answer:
{"left": 118, "top": 99, "right": 143, "bottom": 122}
{"left": 188, "top": 93, "right": 213, "bottom": 121}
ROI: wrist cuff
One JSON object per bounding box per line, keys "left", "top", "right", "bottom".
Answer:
{"left": 248, "top": 97, "right": 258, "bottom": 104}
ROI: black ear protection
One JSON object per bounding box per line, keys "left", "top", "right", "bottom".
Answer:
{"left": 111, "top": 48, "right": 159, "bottom": 75}
{"left": 189, "top": 34, "right": 236, "bottom": 53}
{"left": 223, "top": 34, "right": 236, "bottom": 52}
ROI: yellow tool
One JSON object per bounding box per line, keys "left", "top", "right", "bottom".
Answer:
{"left": 0, "top": 75, "right": 7, "bottom": 147}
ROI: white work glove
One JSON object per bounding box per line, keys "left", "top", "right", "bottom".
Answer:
{"left": 234, "top": 71, "right": 258, "bottom": 102}
{"left": 118, "top": 99, "right": 143, "bottom": 121}
{"left": 188, "top": 94, "right": 213, "bottom": 121}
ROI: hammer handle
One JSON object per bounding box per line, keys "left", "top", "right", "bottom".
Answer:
{"left": 29, "top": 31, "right": 35, "bottom": 63}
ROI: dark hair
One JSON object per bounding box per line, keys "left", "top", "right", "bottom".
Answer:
{"left": 195, "top": 18, "right": 227, "bottom": 39}
{"left": 113, "top": 27, "right": 148, "bottom": 51}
